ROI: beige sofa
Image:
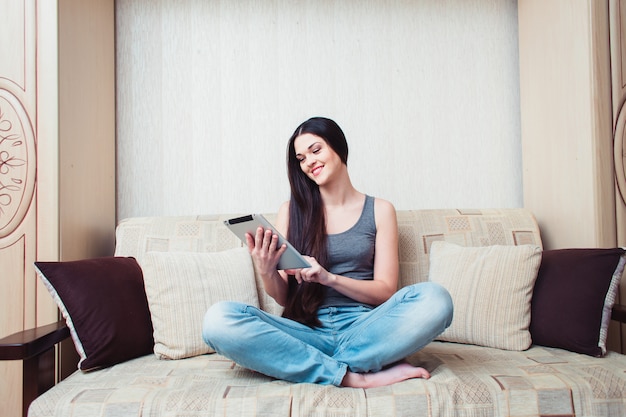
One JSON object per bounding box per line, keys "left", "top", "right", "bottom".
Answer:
{"left": 3, "top": 208, "right": 626, "bottom": 417}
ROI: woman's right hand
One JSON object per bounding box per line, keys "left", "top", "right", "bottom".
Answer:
{"left": 245, "top": 226, "right": 288, "bottom": 276}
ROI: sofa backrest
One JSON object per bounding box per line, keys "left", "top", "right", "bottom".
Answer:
{"left": 395, "top": 209, "right": 542, "bottom": 288}
{"left": 114, "top": 208, "right": 542, "bottom": 313}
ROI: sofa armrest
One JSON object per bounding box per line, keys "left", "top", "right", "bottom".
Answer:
{"left": 613, "top": 304, "right": 626, "bottom": 323}
{"left": 0, "top": 321, "right": 70, "bottom": 417}
{"left": 0, "top": 321, "right": 70, "bottom": 360}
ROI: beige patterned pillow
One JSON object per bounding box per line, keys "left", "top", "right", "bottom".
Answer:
{"left": 428, "top": 241, "right": 542, "bottom": 351}
{"left": 141, "top": 248, "right": 259, "bottom": 359}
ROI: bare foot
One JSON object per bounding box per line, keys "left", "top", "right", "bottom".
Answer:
{"left": 341, "top": 362, "right": 430, "bottom": 388}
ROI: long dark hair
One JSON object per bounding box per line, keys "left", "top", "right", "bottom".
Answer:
{"left": 282, "top": 117, "right": 349, "bottom": 327}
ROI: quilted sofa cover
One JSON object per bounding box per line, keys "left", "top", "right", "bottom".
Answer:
{"left": 28, "top": 209, "right": 626, "bottom": 417}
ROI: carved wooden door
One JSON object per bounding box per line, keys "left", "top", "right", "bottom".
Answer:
{"left": 0, "top": 2, "right": 53, "bottom": 416}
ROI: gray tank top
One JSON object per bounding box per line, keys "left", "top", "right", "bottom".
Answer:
{"left": 320, "top": 195, "right": 376, "bottom": 308}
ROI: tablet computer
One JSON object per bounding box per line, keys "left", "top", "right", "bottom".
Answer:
{"left": 224, "top": 214, "right": 311, "bottom": 270}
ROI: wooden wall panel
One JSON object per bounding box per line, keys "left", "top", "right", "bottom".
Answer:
{"left": 610, "top": 0, "right": 626, "bottom": 352}
{"left": 0, "top": 238, "right": 26, "bottom": 417}
{"left": 1, "top": 1, "right": 116, "bottom": 414}
{"left": 520, "top": 0, "right": 624, "bottom": 352}
{"left": 0, "top": 1, "right": 40, "bottom": 416}
{"left": 519, "top": 0, "right": 615, "bottom": 250}
{"left": 58, "top": 0, "right": 116, "bottom": 262}
{"left": 0, "top": 1, "right": 26, "bottom": 88}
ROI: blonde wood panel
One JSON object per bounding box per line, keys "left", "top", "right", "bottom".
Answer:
{"left": 0, "top": 362, "right": 22, "bottom": 417}
{"left": 58, "top": 0, "right": 116, "bottom": 261}
{"left": 612, "top": 0, "right": 626, "bottom": 120}
{"left": 614, "top": 1, "right": 626, "bottom": 211}
{"left": 0, "top": 1, "right": 26, "bottom": 89}
{"left": 33, "top": 12, "right": 63, "bottom": 395}
{"left": 0, "top": 90, "right": 37, "bottom": 244}
{"left": 0, "top": 1, "right": 40, "bottom": 415}
{"left": 35, "top": 0, "right": 60, "bottom": 310}
{"left": 610, "top": 0, "right": 626, "bottom": 353}
{"left": 591, "top": 2, "right": 618, "bottom": 250}
{"left": 519, "top": 0, "right": 615, "bottom": 249}
{"left": 56, "top": 0, "right": 117, "bottom": 381}
{"left": 0, "top": 238, "right": 25, "bottom": 417}
{"left": 0, "top": 238, "right": 25, "bottom": 352}
{"left": 1, "top": 1, "right": 115, "bottom": 414}
{"left": 520, "top": 0, "right": 623, "bottom": 352}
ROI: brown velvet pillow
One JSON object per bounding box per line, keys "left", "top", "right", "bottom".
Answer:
{"left": 530, "top": 248, "right": 626, "bottom": 357}
{"left": 35, "top": 257, "right": 154, "bottom": 371}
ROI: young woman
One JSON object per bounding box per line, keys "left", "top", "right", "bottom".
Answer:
{"left": 202, "top": 117, "right": 453, "bottom": 388}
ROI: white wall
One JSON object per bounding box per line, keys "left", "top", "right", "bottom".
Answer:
{"left": 116, "top": 0, "right": 521, "bottom": 219}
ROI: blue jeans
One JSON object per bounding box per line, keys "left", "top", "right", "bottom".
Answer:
{"left": 202, "top": 282, "right": 453, "bottom": 386}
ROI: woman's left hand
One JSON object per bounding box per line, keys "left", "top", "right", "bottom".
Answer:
{"left": 286, "top": 256, "right": 336, "bottom": 286}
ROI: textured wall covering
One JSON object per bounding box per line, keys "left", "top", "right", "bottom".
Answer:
{"left": 116, "top": 0, "right": 521, "bottom": 219}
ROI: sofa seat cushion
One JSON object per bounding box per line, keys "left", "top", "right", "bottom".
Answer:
{"left": 28, "top": 342, "right": 626, "bottom": 417}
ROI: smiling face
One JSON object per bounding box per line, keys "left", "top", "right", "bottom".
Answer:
{"left": 294, "top": 133, "right": 345, "bottom": 186}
